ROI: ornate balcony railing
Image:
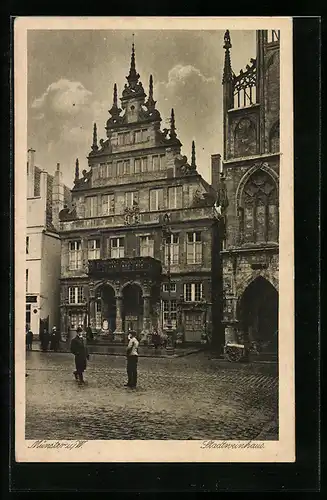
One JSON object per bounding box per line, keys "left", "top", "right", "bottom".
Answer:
{"left": 88, "top": 257, "right": 162, "bottom": 277}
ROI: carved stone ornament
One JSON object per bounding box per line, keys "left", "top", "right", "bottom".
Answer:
{"left": 124, "top": 204, "right": 140, "bottom": 226}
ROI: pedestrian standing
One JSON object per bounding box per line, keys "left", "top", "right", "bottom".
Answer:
{"left": 26, "top": 329, "right": 33, "bottom": 350}
{"left": 70, "top": 327, "right": 89, "bottom": 385}
{"left": 124, "top": 329, "right": 139, "bottom": 389}
{"left": 50, "top": 326, "right": 60, "bottom": 352}
{"left": 86, "top": 325, "right": 93, "bottom": 343}
{"left": 40, "top": 328, "right": 49, "bottom": 351}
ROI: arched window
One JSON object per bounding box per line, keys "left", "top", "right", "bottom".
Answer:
{"left": 269, "top": 121, "right": 279, "bottom": 153}
{"left": 239, "top": 170, "right": 278, "bottom": 243}
{"left": 234, "top": 118, "right": 257, "bottom": 157}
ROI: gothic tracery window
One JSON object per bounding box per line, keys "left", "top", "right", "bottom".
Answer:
{"left": 239, "top": 170, "right": 278, "bottom": 244}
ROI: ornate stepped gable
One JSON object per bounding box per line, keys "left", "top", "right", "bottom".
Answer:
{"left": 66, "top": 40, "right": 217, "bottom": 216}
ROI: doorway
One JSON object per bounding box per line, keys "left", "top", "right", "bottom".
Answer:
{"left": 122, "top": 284, "right": 144, "bottom": 334}
{"left": 101, "top": 285, "right": 116, "bottom": 332}
{"left": 238, "top": 276, "right": 278, "bottom": 353}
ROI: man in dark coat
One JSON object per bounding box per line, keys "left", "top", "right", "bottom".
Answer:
{"left": 26, "top": 329, "right": 33, "bottom": 350}
{"left": 70, "top": 327, "right": 89, "bottom": 385}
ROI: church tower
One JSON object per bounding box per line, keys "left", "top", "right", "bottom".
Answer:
{"left": 220, "top": 30, "right": 280, "bottom": 356}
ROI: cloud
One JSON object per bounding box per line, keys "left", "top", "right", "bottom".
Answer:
{"left": 31, "top": 79, "right": 92, "bottom": 116}
{"left": 164, "top": 64, "right": 215, "bottom": 89}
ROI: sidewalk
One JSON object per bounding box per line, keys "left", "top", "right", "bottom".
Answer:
{"left": 29, "top": 342, "right": 204, "bottom": 358}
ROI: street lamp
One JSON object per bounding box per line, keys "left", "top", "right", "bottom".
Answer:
{"left": 162, "top": 213, "right": 174, "bottom": 354}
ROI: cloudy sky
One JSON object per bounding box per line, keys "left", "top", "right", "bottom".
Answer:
{"left": 27, "top": 29, "right": 256, "bottom": 188}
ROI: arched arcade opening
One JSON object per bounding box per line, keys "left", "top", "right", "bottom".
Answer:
{"left": 238, "top": 276, "right": 278, "bottom": 353}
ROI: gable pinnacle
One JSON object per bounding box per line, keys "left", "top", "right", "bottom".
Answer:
{"left": 75, "top": 158, "right": 79, "bottom": 179}
{"left": 222, "top": 29, "right": 233, "bottom": 84}
{"left": 92, "top": 123, "right": 98, "bottom": 151}
{"left": 109, "top": 83, "right": 121, "bottom": 117}
{"left": 146, "top": 74, "right": 156, "bottom": 110}
{"left": 169, "top": 108, "right": 177, "bottom": 139}
{"left": 126, "top": 39, "right": 140, "bottom": 86}
{"left": 191, "top": 140, "right": 196, "bottom": 168}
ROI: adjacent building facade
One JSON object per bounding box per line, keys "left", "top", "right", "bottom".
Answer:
{"left": 58, "top": 44, "right": 223, "bottom": 345}
{"left": 26, "top": 149, "right": 71, "bottom": 335}
{"left": 219, "top": 30, "right": 280, "bottom": 354}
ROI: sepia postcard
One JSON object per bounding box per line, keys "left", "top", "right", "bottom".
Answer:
{"left": 14, "top": 16, "right": 294, "bottom": 463}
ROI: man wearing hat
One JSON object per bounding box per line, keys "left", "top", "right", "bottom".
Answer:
{"left": 70, "top": 326, "right": 89, "bottom": 385}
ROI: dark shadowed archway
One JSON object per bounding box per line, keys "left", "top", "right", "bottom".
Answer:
{"left": 238, "top": 276, "right": 278, "bottom": 353}
{"left": 122, "top": 283, "right": 144, "bottom": 334}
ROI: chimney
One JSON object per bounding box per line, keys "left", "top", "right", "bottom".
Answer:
{"left": 27, "top": 148, "right": 36, "bottom": 198}
{"left": 52, "top": 162, "right": 65, "bottom": 229}
{"left": 211, "top": 153, "right": 221, "bottom": 193}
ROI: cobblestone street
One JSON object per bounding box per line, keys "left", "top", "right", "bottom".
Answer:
{"left": 25, "top": 351, "right": 278, "bottom": 441}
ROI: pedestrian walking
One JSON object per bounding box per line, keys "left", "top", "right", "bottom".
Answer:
{"left": 70, "top": 327, "right": 89, "bottom": 385}
{"left": 124, "top": 329, "right": 139, "bottom": 389}
{"left": 26, "top": 329, "right": 33, "bottom": 350}
{"left": 50, "top": 326, "right": 60, "bottom": 352}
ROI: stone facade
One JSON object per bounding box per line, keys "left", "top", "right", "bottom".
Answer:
{"left": 58, "top": 44, "right": 223, "bottom": 346}
{"left": 26, "top": 150, "right": 71, "bottom": 336}
{"left": 219, "top": 30, "right": 280, "bottom": 353}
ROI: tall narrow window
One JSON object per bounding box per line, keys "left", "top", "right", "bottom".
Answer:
{"left": 141, "top": 129, "right": 148, "bottom": 141}
{"left": 123, "top": 160, "right": 131, "bottom": 175}
{"left": 117, "top": 161, "right": 124, "bottom": 176}
{"left": 186, "top": 231, "right": 202, "bottom": 264}
{"left": 134, "top": 158, "right": 141, "bottom": 174}
{"left": 125, "top": 191, "right": 139, "bottom": 207}
{"left": 184, "top": 283, "right": 203, "bottom": 302}
{"left": 141, "top": 157, "right": 148, "bottom": 172}
{"left": 102, "top": 194, "right": 115, "bottom": 216}
{"left": 85, "top": 196, "right": 98, "bottom": 218}
{"left": 87, "top": 239, "right": 100, "bottom": 260}
{"left": 69, "top": 286, "right": 84, "bottom": 304}
{"left": 159, "top": 154, "right": 166, "bottom": 170}
{"left": 68, "top": 240, "right": 82, "bottom": 270}
{"left": 168, "top": 186, "right": 183, "bottom": 209}
{"left": 240, "top": 170, "right": 278, "bottom": 244}
{"left": 134, "top": 130, "right": 142, "bottom": 143}
{"left": 99, "top": 163, "right": 107, "bottom": 178}
{"left": 118, "top": 134, "right": 124, "bottom": 146}
{"left": 164, "top": 234, "right": 179, "bottom": 265}
{"left": 162, "top": 299, "right": 177, "bottom": 329}
{"left": 26, "top": 236, "right": 29, "bottom": 254}
{"left": 25, "top": 269, "right": 28, "bottom": 293}
{"left": 110, "top": 238, "right": 124, "bottom": 258}
{"left": 152, "top": 155, "right": 160, "bottom": 170}
{"left": 140, "top": 235, "right": 154, "bottom": 257}
{"left": 150, "top": 188, "right": 164, "bottom": 211}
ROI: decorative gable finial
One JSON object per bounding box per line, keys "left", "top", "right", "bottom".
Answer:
{"left": 222, "top": 29, "right": 233, "bottom": 84}
{"left": 126, "top": 35, "right": 140, "bottom": 88}
{"left": 169, "top": 108, "right": 177, "bottom": 139}
{"left": 75, "top": 158, "right": 79, "bottom": 180}
{"left": 191, "top": 140, "right": 196, "bottom": 168}
{"left": 92, "top": 123, "right": 98, "bottom": 152}
{"left": 146, "top": 74, "right": 156, "bottom": 111}
{"left": 109, "top": 83, "right": 121, "bottom": 117}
